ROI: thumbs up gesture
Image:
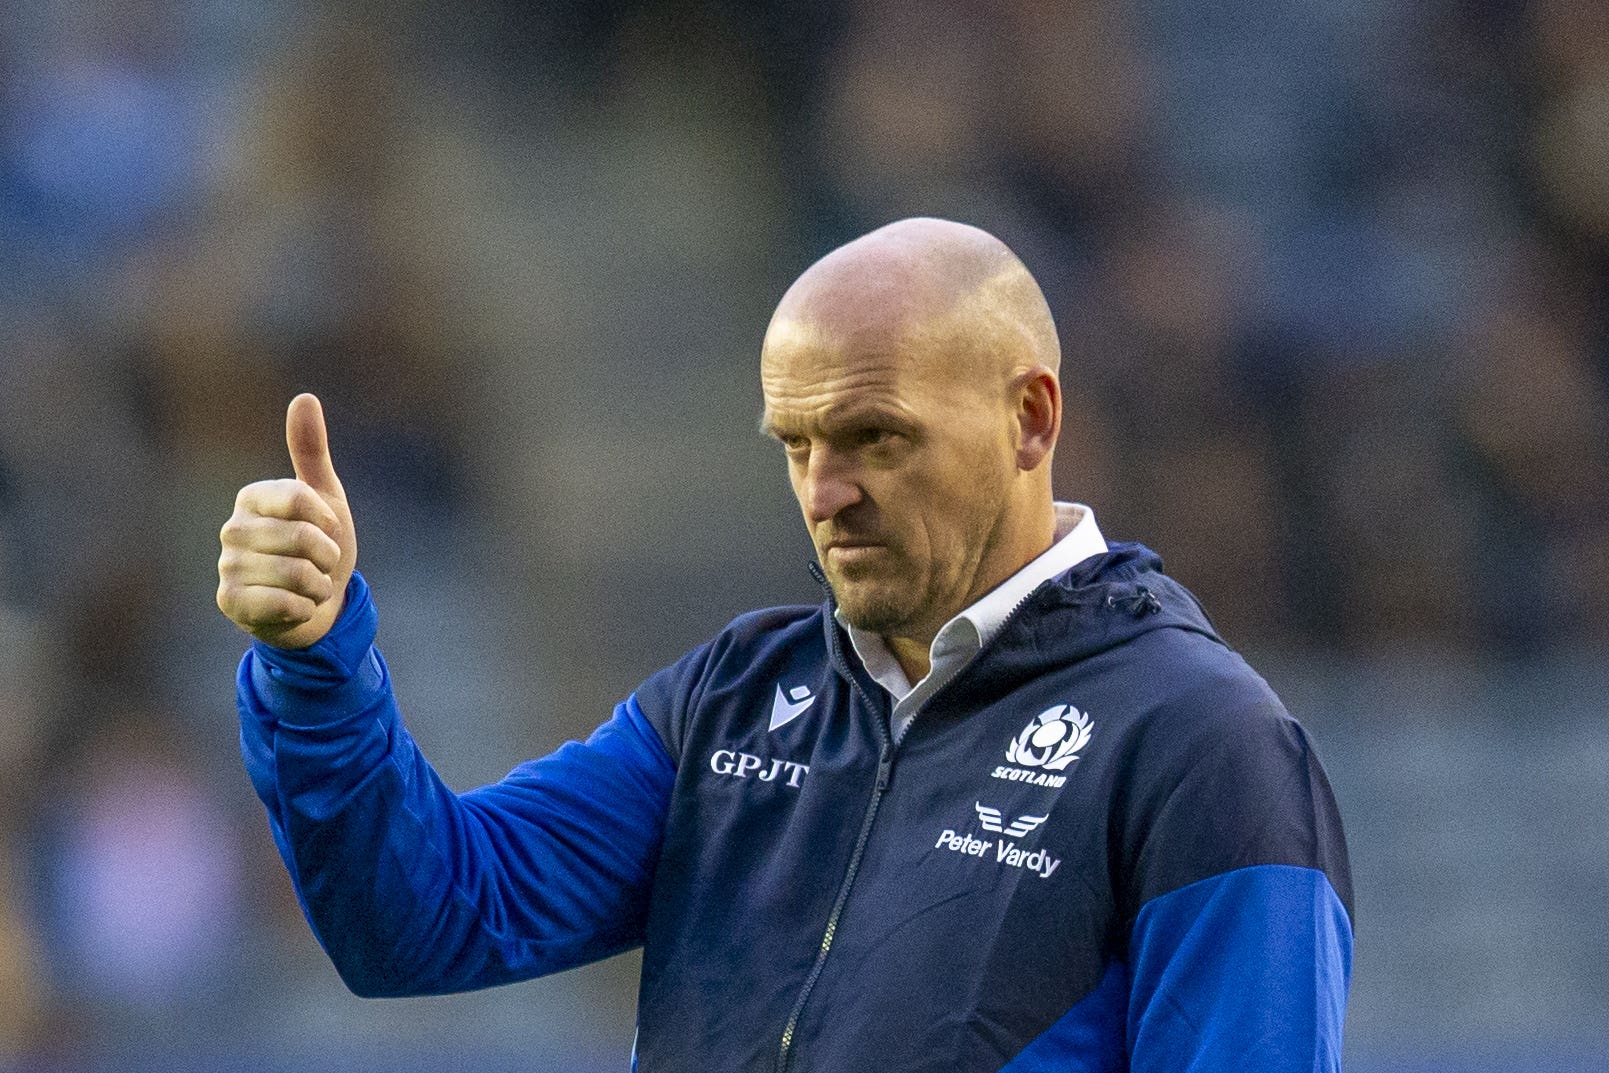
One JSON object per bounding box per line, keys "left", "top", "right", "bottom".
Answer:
{"left": 217, "top": 395, "right": 358, "bottom": 649}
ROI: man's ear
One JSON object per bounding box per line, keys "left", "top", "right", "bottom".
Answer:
{"left": 1014, "top": 367, "right": 1061, "bottom": 472}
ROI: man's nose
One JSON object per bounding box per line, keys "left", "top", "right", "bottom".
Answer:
{"left": 800, "top": 452, "right": 863, "bottom": 525}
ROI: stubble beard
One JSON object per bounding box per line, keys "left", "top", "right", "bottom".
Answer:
{"left": 835, "top": 584, "right": 919, "bottom": 636}
{"left": 825, "top": 553, "right": 927, "bottom": 637}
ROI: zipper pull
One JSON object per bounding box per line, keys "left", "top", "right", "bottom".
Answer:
{"left": 875, "top": 750, "right": 894, "bottom": 792}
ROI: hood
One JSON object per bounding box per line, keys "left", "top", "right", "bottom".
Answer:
{"left": 936, "top": 540, "right": 1226, "bottom": 709}
{"left": 1013, "top": 541, "right": 1223, "bottom": 662}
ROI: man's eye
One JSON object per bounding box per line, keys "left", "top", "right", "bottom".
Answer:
{"left": 780, "top": 436, "right": 810, "bottom": 453}
{"left": 855, "top": 428, "right": 897, "bottom": 448}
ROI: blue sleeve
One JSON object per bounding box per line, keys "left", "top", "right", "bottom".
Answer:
{"left": 1120, "top": 679, "right": 1354, "bottom": 1071}
{"left": 1127, "top": 865, "right": 1351, "bottom": 1071}
{"left": 236, "top": 571, "right": 677, "bottom": 998}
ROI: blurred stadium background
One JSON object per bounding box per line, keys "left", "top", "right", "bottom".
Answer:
{"left": 2, "top": 1, "right": 1607, "bottom": 1070}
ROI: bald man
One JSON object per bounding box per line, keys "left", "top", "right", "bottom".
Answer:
{"left": 220, "top": 219, "right": 1352, "bottom": 1073}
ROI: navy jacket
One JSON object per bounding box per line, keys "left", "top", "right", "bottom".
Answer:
{"left": 238, "top": 543, "right": 1353, "bottom": 1072}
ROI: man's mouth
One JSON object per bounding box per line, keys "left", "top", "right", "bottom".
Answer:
{"left": 823, "top": 540, "right": 888, "bottom": 567}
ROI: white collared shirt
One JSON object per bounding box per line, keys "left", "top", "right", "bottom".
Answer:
{"left": 838, "top": 502, "right": 1108, "bottom": 745}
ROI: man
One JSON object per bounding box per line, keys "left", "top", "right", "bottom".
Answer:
{"left": 218, "top": 219, "right": 1353, "bottom": 1072}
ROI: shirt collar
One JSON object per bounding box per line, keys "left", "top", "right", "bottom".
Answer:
{"left": 837, "top": 502, "right": 1108, "bottom": 700}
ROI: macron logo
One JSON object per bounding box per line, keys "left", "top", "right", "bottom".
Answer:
{"left": 769, "top": 684, "right": 816, "bottom": 732}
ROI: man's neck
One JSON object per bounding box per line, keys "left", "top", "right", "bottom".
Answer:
{"left": 886, "top": 635, "right": 934, "bottom": 684}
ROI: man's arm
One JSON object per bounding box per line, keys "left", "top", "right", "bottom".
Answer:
{"left": 1121, "top": 681, "right": 1354, "bottom": 1071}
{"left": 221, "top": 395, "right": 676, "bottom": 996}
{"left": 238, "top": 571, "right": 675, "bottom": 996}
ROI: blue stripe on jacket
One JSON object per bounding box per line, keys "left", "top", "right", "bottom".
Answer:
{"left": 1000, "top": 865, "right": 1351, "bottom": 1072}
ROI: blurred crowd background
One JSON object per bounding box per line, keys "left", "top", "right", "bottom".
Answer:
{"left": 2, "top": 1, "right": 1607, "bottom": 1070}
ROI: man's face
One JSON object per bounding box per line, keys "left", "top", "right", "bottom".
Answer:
{"left": 761, "top": 323, "right": 1018, "bottom": 641}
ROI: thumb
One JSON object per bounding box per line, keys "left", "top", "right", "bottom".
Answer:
{"left": 285, "top": 393, "right": 345, "bottom": 497}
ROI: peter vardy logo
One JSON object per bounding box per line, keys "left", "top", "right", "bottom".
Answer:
{"left": 768, "top": 683, "right": 816, "bottom": 732}
{"left": 992, "top": 704, "right": 1093, "bottom": 788}
{"left": 974, "top": 803, "right": 1048, "bottom": 839}
{"left": 934, "top": 802, "right": 1061, "bottom": 880}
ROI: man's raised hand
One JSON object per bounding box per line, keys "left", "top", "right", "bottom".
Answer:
{"left": 217, "top": 394, "right": 358, "bottom": 649}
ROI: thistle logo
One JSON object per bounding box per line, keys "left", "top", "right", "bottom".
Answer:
{"left": 1008, "top": 705, "right": 1093, "bottom": 770}
{"left": 768, "top": 683, "right": 816, "bottom": 732}
{"left": 992, "top": 704, "right": 1094, "bottom": 788}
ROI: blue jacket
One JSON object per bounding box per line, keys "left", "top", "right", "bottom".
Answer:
{"left": 237, "top": 543, "right": 1353, "bottom": 1072}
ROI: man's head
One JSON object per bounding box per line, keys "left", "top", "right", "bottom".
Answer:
{"left": 760, "top": 218, "right": 1062, "bottom": 652}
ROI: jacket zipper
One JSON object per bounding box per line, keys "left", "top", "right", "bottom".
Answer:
{"left": 775, "top": 572, "right": 1068, "bottom": 1071}
{"left": 778, "top": 572, "right": 893, "bottom": 1073}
